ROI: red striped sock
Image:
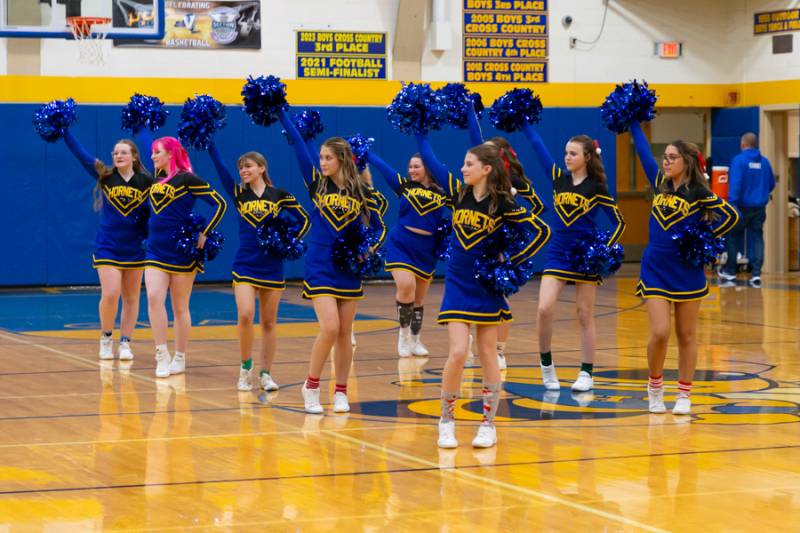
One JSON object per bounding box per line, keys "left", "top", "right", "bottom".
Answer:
{"left": 649, "top": 375, "right": 663, "bottom": 389}
{"left": 335, "top": 383, "right": 347, "bottom": 394}
{"left": 677, "top": 380, "right": 692, "bottom": 397}
{"left": 305, "top": 376, "right": 321, "bottom": 390}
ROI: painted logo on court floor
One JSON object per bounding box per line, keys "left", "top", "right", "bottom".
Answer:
{"left": 349, "top": 365, "right": 800, "bottom": 426}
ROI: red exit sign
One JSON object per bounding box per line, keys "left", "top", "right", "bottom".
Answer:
{"left": 655, "top": 41, "right": 682, "bottom": 58}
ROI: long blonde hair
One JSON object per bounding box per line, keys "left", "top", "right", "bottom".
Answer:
{"left": 320, "top": 137, "right": 371, "bottom": 222}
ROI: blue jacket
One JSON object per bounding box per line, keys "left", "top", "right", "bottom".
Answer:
{"left": 728, "top": 148, "right": 775, "bottom": 207}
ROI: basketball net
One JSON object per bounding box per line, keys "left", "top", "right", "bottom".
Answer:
{"left": 67, "top": 17, "right": 112, "bottom": 65}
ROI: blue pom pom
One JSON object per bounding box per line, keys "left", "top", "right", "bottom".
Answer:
{"left": 434, "top": 219, "right": 452, "bottom": 262}
{"left": 241, "top": 75, "right": 288, "bottom": 127}
{"left": 600, "top": 80, "right": 657, "bottom": 134}
{"left": 173, "top": 214, "right": 225, "bottom": 264}
{"left": 177, "top": 94, "right": 226, "bottom": 151}
{"left": 566, "top": 231, "right": 624, "bottom": 278}
{"left": 488, "top": 88, "right": 543, "bottom": 133}
{"left": 282, "top": 109, "right": 324, "bottom": 145}
{"left": 386, "top": 82, "right": 446, "bottom": 135}
{"left": 671, "top": 220, "right": 725, "bottom": 268}
{"left": 256, "top": 216, "right": 308, "bottom": 261}
{"left": 33, "top": 98, "right": 77, "bottom": 143}
{"left": 347, "top": 133, "right": 375, "bottom": 172}
{"left": 332, "top": 224, "right": 385, "bottom": 278}
{"left": 121, "top": 93, "right": 168, "bottom": 134}
{"left": 472, "top": 224, "right": 538, "bottom": 297}
{"left": 438, "top": 83, "right": 483, "bottom": 129}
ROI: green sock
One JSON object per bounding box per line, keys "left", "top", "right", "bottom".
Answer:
{"left": 241, "top": 358, "right": 253, "bottom": 370}
{"left": 580, "top": 362, "right": 594, "bottom": 376}
{"left": 260, "top": 368, "right": 270, "bottom": 377}
{"left": 540, "top": 351, "right": 553, "bottom": 366}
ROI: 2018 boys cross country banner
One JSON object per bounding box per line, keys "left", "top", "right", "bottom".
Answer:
{"left": 296, "top": 31, "right": 387, "bottom": 79}
{"left": 114, "top": 0, "right": 261, "bottom": 49}
{"left": 463, "top": 0, "right": 548, "bottom": 83}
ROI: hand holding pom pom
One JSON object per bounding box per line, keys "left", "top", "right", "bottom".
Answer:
{"left": 282, "top": 109, "right": 324, "bottom": 145}
{"left": 174, "top": 214, "right": 225, "bottom": 264}
{"left": 600, "top": 80, "right": 657, "bottom": 134}
{"left": 671, "top": 220, "right": 725, "bottom": 268}
{"left": 566, "top": 231, "right": 624, "bottom": 278}
{"left": 438, "top": 83, "right": 483, "bottom": 129}
{"left": 488, "top": 88, "right": 543, "bottom": 133}
{"left": 241, "top": 75, "right": 288, "bottom": 127}
{"left": 121, "top": 94, "right": 168, "bottom": 134}
{"left": 33, "top": 98, "right": 77, "bottom": 143}
{"left": 347, "top": 133, "right": 375, "bottom": 172}
{"left": 177, "top": 95, "right": 226, "bottom": 151}
{"left": 434, "top": 219, "right": 452, "bottom": 262}
{"left": 256, "top": 217, "right": 308, "bottom": 261}
{"left": 333, "top": 224, "right": 385, "bottom": 278}
{"left": 386, "top": 82, "right": 446, "bottom": 135}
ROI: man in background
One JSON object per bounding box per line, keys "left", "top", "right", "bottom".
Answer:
{"left": 719, "top": 132, "right": 775, "bottom": 288}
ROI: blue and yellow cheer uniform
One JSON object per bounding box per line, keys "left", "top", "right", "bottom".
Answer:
{"left": 631, "top": 123, "right": 739, "bottom": 301}
{"left": 279, "top": 111, "right": 386, "bottom": 300}
{"left": 59, "top": 132, "right": 154, "bottom": 270}
{"left": 210, "top": 148, "right": 310, "bottom": 290}
{"left": 367, "top": 151, "right": 450, "bottom": 281}
{"left": 524, "top": 126, "right": 626, "bottom": 284}
{"left": 417, "top": 135, "right": 550, "bottom": 324}
{"left": 146, "top": 171, "right": 227, "bottom": 274}
{"left": 93, "top": 170, "right": 154, "bottom": 269}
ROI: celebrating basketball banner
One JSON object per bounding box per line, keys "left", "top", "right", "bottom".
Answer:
{"left": 113, "top": 0, "right": 260, "bottom": 49}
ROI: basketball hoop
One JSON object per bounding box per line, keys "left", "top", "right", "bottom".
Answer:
{"left": 67, "top": 16, "right": 112, "bottom": 65}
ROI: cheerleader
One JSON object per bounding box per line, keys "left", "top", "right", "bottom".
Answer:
{"left": 207, "top": 146, "right": 310, "bottom": 392}
{"left": 465, "top": 103, "right": 546, "bottom": 369}
{"left": 416, "top": 136, "right": 550, "bottom": 448}
{"left": 365, "top": 149, "right": 449, "bottom": 358}
{"left": 278, "top": 110, "right": 386, "bottom": 414}
{"left": 61, "top": 133, "right": 152, "bottom": 360}
{"left": 522, "top": 126, "right": 626, "bottom": 392}
{"left": 629, "top": 122, "right": 738, "bottom": 414}
{"left": 146, "top": 136, "right": 227, "bottom": 378}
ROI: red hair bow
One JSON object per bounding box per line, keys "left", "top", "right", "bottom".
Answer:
{"left": 697, "top": 152, "right": 707, "bottom": 173}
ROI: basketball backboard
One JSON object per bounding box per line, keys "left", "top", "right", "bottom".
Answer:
{"left": 0, "top": 0, "right": 165, "bottom": 39}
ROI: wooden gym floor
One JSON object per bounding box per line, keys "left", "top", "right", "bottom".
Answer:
{"left": 0, "top": 266, "right": 798, "bottom": 531}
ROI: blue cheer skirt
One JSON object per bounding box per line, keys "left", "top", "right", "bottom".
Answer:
{"left": 384, "top": 225, "right": 437, "bottom": 281}
{"left": 93, "top": 228, "right": 147, "bottom": 269}
{"left": 302, "top": 241, "right": 363, "bottom": 300}
{"left": 541, "top": 231, "right": 601, "bottom": 285}
{"left": 636, "top": 243, "right": 708, "bottom": 301}
{"left": 232, "top": 245, "right": 285, "bottom": 290}
{"left": 438, "top": 251, "right": 512, "bottom": 325}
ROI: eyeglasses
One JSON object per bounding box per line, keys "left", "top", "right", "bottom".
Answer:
{"left": 662, "top": 154, "right": 681, "bottom": 163}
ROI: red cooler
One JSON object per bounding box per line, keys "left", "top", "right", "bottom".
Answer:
{"left": 711, "top": 166, "right": 729, "bottom": 200}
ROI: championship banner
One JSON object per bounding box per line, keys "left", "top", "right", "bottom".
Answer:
{"left": 114, "top": 0, "right": 261, "bottom": 49}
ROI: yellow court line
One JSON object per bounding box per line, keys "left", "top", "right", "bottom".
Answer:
{"left": 106, "top": 503, "right": 556, "bottom": 532}
{"left": 0, "top": 329, "right": 665, "bottom": 531}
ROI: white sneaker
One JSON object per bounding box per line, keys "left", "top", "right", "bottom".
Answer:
{"left": 718, "top": 271, "right": 736, "bottom": 282}
{"left": 410, "top": 334, "right": 430, "bottom": 356}
{"left": 648, "top": 387, "right": 666, "bottom": 413}
{"left": 237, "top": 367, "right": 253, "bottom": 391}
{"left": 260, "top": 371, "right": 279, "bottom": 391}
{"left": 333, "top": 391, "right": 350, "bottom": 413}
{"left": 497, "top": 354, "right": 507, "bottom": 370}
{"left": 155, "top": 350, "right": 171, "bottom": 378}
{"left": 99, "top": 337, "right": 114, "bottom": 360}
{"left": 571, "top": 371, "right": 593, "bottom": 392}
{"left": 168, "top": 353, "right": 185, "bottom": 375}
{"left": 472, "top": 423, "right": 497, "bottom": 448}
{"left": 540, "top": 363, "right": 560, "bottom": 390}
{"left": 302, "top": 384, "right": 324, "bottom": 414}
{"left": 118, "top": 341, "right": 134, "bottom": 361}
{"left": 672, "top": 394, "right": 692, "bottom": 415}
{"left": 437, "top": 419, "right": 458, "bottom": 448}
{"left": 351, "top": 330, "right": 357, "bottom": 346}
{"left": 397, "top": 327, "right": 413, "bottom": 358}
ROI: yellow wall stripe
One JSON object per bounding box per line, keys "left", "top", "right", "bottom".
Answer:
{"left": 0, "top": 75, "right": 793, "bottom": 108}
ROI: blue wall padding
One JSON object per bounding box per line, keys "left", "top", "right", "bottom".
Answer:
{"left": 711, "top": 106, "right": 759, "bottom": 167}
{"left": 2, "top": 103, "right": 619, "bottom": 286}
